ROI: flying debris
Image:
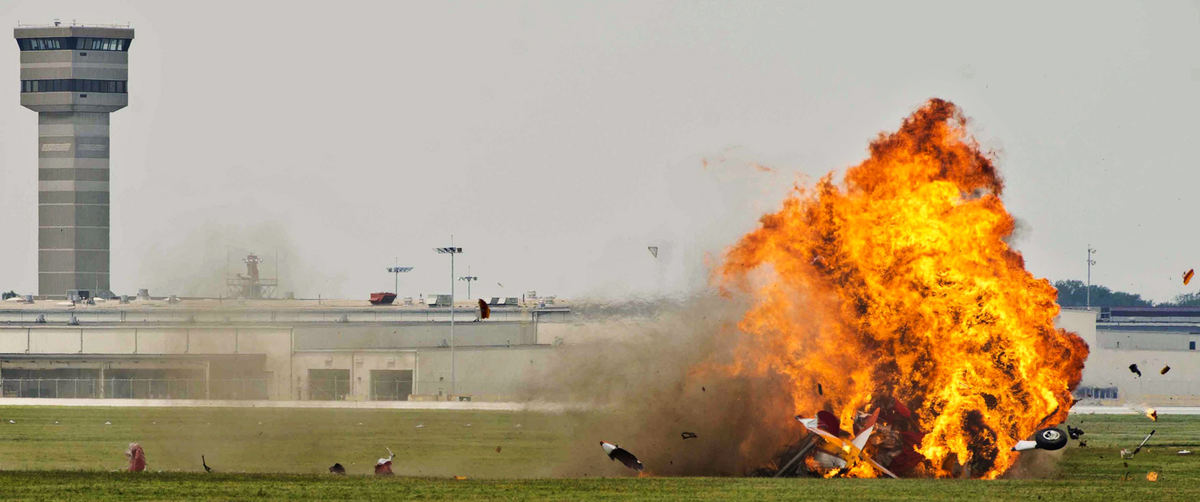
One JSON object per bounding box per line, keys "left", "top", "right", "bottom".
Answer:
{"left": 647, "top": 246, "right": 659, "bottom": 258}
{"left": 1011, "top": 427, "right": 1069, "bottom": 452}
{"left": 126, "top": 443, "right": 147, "bottom": 472}
{"left": 1161, "top": 365, "right": 1171, "bottom": 375}
{"left": 1129, "top": 364, "right": 1142, "bottom": 377}
{"left": 1185, "top": 269, "right": 1194, "bottom": 285}
{"left": 478, "top": 299, "right": 490, "bottom": 320}
{"left": 1067, "top": 425, "right": 1085, "bottom": 440}
{"left": 1122, "top": 430, "right": 1156, "bottom": 458}
{"left": 681, "top": 432, "right": 698, "bottom": 440}
{"left": 816, "top": 383, "right": 823, "bottom": 396}
{"left": 375, "top": 447, "right": 395, "bottom": 475}
{"left": 600, "top": 441, "right": 644, "bottom": 472}
{"left": 1146, "top": 409, "right": 1158, "bottom": 422}
{"left": 329, "top": 463, "right": 346, "bottom": 475}
{"left": 202, "top": 455, "right": 213, "bottom": 473}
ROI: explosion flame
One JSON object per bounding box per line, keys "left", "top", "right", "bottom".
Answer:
{"left": 718, "top": 99, "right": 1088, "bottom": 478}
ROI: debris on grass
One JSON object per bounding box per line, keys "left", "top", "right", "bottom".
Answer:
{"left": 202, "top": 455, "right": 213, "bottom": 473}
{"left": 495, "top": 446, "right": 502, "bottom": 453}
{"left": 374, "top": 447, "right": 395, "bottom": 476}
{"left": 454, "top": 475, "right": 468, "bottom": 480}
{"left": 126, "top": 443, "right": 146, "bottom": 472}
{"left": 329, "top": 463, "right": 346, "bottom": 475}
{"left": 1179, "top": 450, "right": 1193, "bottom": 455}
{"left": 1147, "top": 471, "right": 1159, "bottom": 482}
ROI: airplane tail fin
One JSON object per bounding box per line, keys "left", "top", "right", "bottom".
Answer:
{"left": 851, "top": 408, "right": 881, "bottom": 451}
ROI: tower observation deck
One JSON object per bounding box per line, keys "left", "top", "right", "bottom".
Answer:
{"left": 14, "top": 23, "right": 133, "bottom": 298}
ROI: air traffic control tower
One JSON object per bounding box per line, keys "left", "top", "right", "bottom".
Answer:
{"left": 14, "top": 23, "right": 133, "bottom": 298}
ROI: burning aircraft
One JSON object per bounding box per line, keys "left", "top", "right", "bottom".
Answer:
{"left": 715, "top": 99, "right": 1089, "bottom": 478}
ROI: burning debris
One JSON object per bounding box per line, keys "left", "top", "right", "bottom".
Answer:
{"left": 600, "top": 441, "right": 644, "bottom": 472}
{"left": 716, "top": 99, "right": 1088, "bottom": 478}
{"left": 1146, "top": 409, "right": 1158, "bottom": 422}
{"left": 1147, "top": 471, "right": 1159, "bottom": 482}
{"left": 329, "top": 463, "right": 346, "bottom": 475}
{"left": 1129, "top": 364, "right": 1142, "bottom": 378}
{"left": 478, "top": 299, "right": 491, "bottom": 320}
{"left": 125, "top": 443, "right": 146, "bottom": 472}
{"left": 375, "top": 447, "right": 395, "bottom": 475}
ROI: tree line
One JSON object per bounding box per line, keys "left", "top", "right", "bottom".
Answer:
{"left": 1053, "top": 279, "right": 1200, "bottom": 307}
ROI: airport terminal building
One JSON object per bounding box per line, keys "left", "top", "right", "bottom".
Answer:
{"left": 0, "top": 300, "right": 569, "bottom": 402}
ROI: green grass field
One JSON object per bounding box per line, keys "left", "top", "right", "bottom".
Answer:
{"left": 0, "top": 406, "right": 1196, "bottom": 500}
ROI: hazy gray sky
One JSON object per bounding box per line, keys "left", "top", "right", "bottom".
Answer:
{"left": 2, "top": 1, "right": 1199, "bottom": 302}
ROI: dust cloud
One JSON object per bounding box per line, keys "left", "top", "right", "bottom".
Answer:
{"left": 529, "top": 294, "right": 805, "bottom": 476}
{"left": 129, "top": 221, "right": 345, "bottom": 299}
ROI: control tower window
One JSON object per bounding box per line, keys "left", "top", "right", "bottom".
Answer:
{"left": 20, "top": 79, "right": 128, "bottom": 94}
{"left": 16, "top": 37, "right": 130, "bottom": 52}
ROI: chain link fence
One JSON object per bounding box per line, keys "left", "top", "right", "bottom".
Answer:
{"left": 0, "top": 378, "right": 268, "bottom": 400}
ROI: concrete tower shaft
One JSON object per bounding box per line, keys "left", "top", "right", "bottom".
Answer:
{"left": 14, "top": 24, "right": 133, "bottom": 298}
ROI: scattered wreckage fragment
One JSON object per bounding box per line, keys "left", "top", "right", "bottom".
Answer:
{"left": 600, "top": 441, "right": 644, "bottom": 472}
{"left": 1010, "top": 427, "right": 1068, "bottom": 452}
{"left": 680, "top": 432, "right": 698, "bottom": 440}
{"left": 375, "top": 447, "right": 395, "bottom": 475}
{"left": 126, "top": 443, "right": 147, "bottom": 472}
{"left": 329, "top": 463, "right": 346, "bottom": 475}
{"left": 786, "top": 409, "right": 899, "bottom": 478}
{"left": 1121, "top": 430, "right": 1156, "bottom": 459}
{"left": 202, "top": 455, "right": 213, "bottom": 473}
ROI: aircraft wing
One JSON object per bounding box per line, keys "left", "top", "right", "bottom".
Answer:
{"left": 865, "top": 457, "right": 900, "bottom": 479}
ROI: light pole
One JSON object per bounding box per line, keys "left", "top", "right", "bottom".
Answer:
{"left": 1086, "top": 246, "right": 1097, "bottom": 310}
{"left": 435, "top": 244, "right": 463, "bottom": 397}
{"left": 458, "top": 267, "right": 478, "bottom": 299}
{"left": 386, "top": 262, "right": 413, "bottom": 296}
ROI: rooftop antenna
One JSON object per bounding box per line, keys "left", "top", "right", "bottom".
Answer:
{"left": 1086, "top": 245, "right": 1097, "bottom": 310}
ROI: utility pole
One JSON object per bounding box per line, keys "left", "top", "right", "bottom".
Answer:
{"left": 458, "top": 267, "right": 479, "bottom": 299}
{"left": 435, "top": 241, "right": 463, "bottom": 397}
{"left": 1086, "top": 245, "right": 1097, "bottom": 310}
{"left": 387, "top": 260, "right": 413, "bottom": 296}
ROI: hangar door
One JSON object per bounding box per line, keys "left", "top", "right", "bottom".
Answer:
{"left": 370, "top": 370, "right": 413, "bottom": 401}
{"left": 308, "top": 369, "right": 350, "bottom": 400}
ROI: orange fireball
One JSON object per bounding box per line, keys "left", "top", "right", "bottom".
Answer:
{"left": 718, "top": 99, "right": 1088, "bottom": 479}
